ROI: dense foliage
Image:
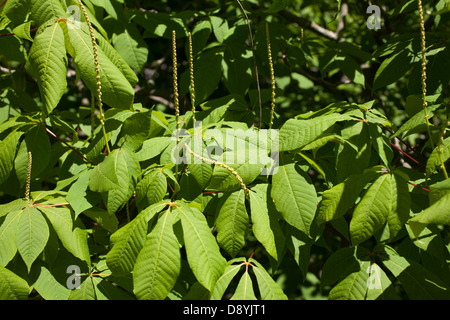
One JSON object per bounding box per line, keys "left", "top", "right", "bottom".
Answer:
{"left": 0, "top": 0, "right": 449, "bottom": 300}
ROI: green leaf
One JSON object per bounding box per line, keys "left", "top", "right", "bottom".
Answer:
{"left": 248, "top": 186, "right": 283, "bottom": 261}
{"left": 429, "top": 178, "right": 450, "bottom": 205}
{"left": 210, "top": 258, "right": 245, "bottom": 300}
{"left": 69, "top": 277, "right": 96, "bottom": 300}
{"left": 279, "top": 113, "right": 351, "bottom": 152}
{"left": 426, "top": 136, "right": 450, "bottom": 176}
{"left": 106, "top": 201, "right": 168, "bottom": 276}
{"left": 350, "top": 173, "right": 410, "bottom": 245}
{"left": 391, "top": 105, "right": 439, "bottom": 140}
{"left": 29, "top": 0, "right": 67, "bottom": 27}
{"left": 117, "top": 110, "right": 153, "bottom": 152}
{"left": 94, "top": 28, "right": 139, "bottom": 86}
{"left": 135, "top": 170, "right": 167, "bottom": 211}
{"left": 215, "top": 190, "right": 249, "bottom": 257}
{"left": 0, "top": 208, "right": 22, "bottom": 266}
{"left": 32, "top": 264, "right": 71, "bottom": 300}
{"left": 365, "top": 262, "right": 400, "bottom": 300}
{"left": 250, "top": 259, "right": 288, "bottom": 300}
{"left": 16, "top": 206, "right": 50, "bottom": 271}
{"left": 1, "top": 0, "right": 31, "bottom": 29}
{"left": 67, "top": 170, "right": 100, "bottom": 218}
{"left": 230, "top": 271, "right": 257, "bottom": 300}
{"left": 373, "top": 46, "right": 419, "bottom": 90}
{"left": 89, "top": 149, "right": 140, "bottom": 209}
{"left": 266, "top": 0, "right": 293, "bottom": 13}
{"left": 271, "top": 162, "right": 317, "bottom": 235}
{"left": 336, "top": 121, "right": 372, "bottom": 182}
{"left": 133, "top": 208, "right": 181, "bottom": 300}
{"left": 321, "top": 246, "right": 370, "bottom": 288}
{"left": 317, "top": 171, "right": 379, "bottom": 225}
{"left": 369, "top": 123, "right": 393, "bottom": 167}
{"left": 112, "top": 24, "right": 149, "bottom": 72}
{"left": 327, "top": 264, "right": 369, "bottom": 300}
{"left": 175, "top": 201, "right": 227, "bottom": 291}
{"left": 14, "top": 125, "right": 51, "bottom": 187}
{"left": 25, "top": 21, "right": 67, "bottom": 115}
{"left": 210, "top": 16, "right": 229, "bottom": 43}
{"left": 375, "top": 244, "right": 450, "bottom": 299}
{"left": 133, "top": 11, "right": 187, "bottom": 39}
{"left": 180, "top": 48, "right": 224, "bottom": 106}
{"left": 136, "top": 137, "right": 172, "bottom": 161}
{"left": 409, "top": 193, "right": 450, "bottom": 226}
{"left": 82, "top": 207, "right": 119, "bottom": 233}
{"left": 0, "top": 265, "right": 30, "bottom": 300}
{"left": 222, "top": 45, "right": 252, "bottom": 95}
{"left": 205, "top": 128, "right": 269, "bottom": 191}
{"left": 0, "top": 130, "right": 22, "bottom": 184}
{"left": 63, "top": 21, "right": 135, "bottom": 109}
{"left": 38, "top": 205, "right": 91, "bottom": 264}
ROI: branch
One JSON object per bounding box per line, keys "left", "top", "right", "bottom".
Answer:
{"left": 277, "top": 10, "right": 340, "bottom": 41}
{"left": 45, "top": 127, "right": 93, "bottom": 165}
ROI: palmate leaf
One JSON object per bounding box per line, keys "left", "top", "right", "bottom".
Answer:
{"left": 271, "top": 162, "right": 317, "bottom": 235}
{"left": 16, "top": 206, "right": 50, "bottom": 271}
{"left": 215, "top": 190, "right": 249, "bottom": 257}
{"left": 349, "top": 172, "right": 410, "bottom": 245}
{"left": 106, "top": 201, "right": 168, "bottom": 276}
{"left": 133, "top": 208, "right": 180, "bottom": 300}
{"left": 25, "top": 21, "right": 67, "bottom": 115}
{"left": 175, "top": 201, "right": 226, "bottom": 292}
{"left": 63, "top": 21, "right": 135, "bottom": 109}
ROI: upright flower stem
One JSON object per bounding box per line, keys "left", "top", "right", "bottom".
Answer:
{"left": 417, "top": 0, "right": 448, "bottom": 179}
{"left": 78, "top": 0, "right": 110, "bottom": 154}
{"left": 188, "top": 32, "right": 196, "bottom": 125}
{"left": 172, "top": 30, "right": 180, "bottom": 180}
{"left": 25, "top": 151, "right": 32, "bottom": 202}
{"left": 266, "top": 23, "right": 276, "bottom": 129}
{"left": 417, "top": 0, "right": 433, "bottom": 149}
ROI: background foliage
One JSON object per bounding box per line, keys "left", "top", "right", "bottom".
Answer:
{"left": 0, "top": 0, "right": 449, "bottom": 300}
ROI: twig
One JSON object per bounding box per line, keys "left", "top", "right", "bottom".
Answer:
{"left": 45, "top": 127, "right": 93, "bottom": 164}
